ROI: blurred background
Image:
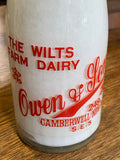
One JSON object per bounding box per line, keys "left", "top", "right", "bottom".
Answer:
{"left": 0, "top": 0, "right": 120, "bottom": 88}
{"left": 108, "top": 0, "right": 120, "bottom": 29}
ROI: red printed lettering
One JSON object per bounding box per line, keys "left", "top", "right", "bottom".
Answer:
{"left": 69, "top": 84, "right": 84, "bottom": 102}
{"left": 47, "top": 61, "right": 56, "bottom": 71}
{"left": 19, "top": 88, "right": 65, "bottom": 117}
{"left": 62, "top": 61, "right": 71, "bottom": 70}
{"left": 87, "top": 56, "right": 106, "bottom": 92}
{"left": 8, "top": 36, "right": 24, "bottom": 53}
{"left": 37, "top": 60, "right": 80, "bottom": 71}
{"left": 31, "top": 45, "right": 74, "bottom": 59}
{"left": 31, "top": 45, "right": 43, "bottom": 57}
{"left": 8, "top": 47, "right": 28, "bottom": 67}
{"left": 71, "top": 60, "right": 80, "bottom": 70}
{"left": 37, "top": 60, "right": 46, "bottom": 70}
{"left": 39, "top": 114, "right": 90, "bottom": 128}
{"left": 55, "top": 47, "right": 65, "bottom": 58}
{"left": 66, "top": 47, "right": 74, "bottom": 58}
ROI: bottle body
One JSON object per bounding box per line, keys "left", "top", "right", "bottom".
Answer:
{"left": 7, "top": 0, "right": 108, "bottom": 152}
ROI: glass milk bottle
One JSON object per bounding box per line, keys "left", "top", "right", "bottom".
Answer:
{"left": 6, "top": 0, "right": 108, "bottom": 153}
